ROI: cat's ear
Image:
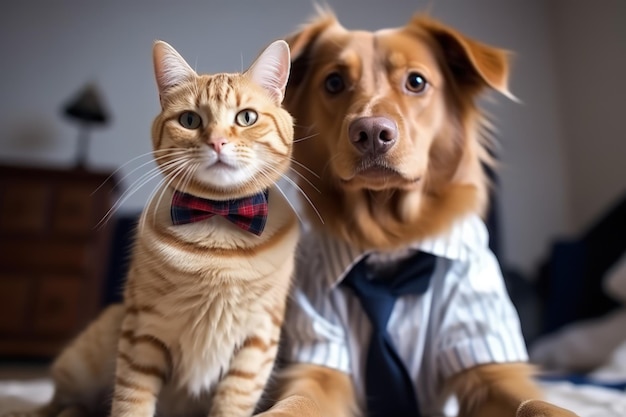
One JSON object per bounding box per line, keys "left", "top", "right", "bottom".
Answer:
{"left": 246, "top": 40, "right": 291, "bottom": 104}
{"left": 153, "top": 40, "right": 196, "bottom": 98}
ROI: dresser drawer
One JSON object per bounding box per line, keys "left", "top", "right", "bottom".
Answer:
{"left": 0, "top": 275, "right": 32, "bottom": 334}
{"left": 0, "top": 164, "right": 117, "bottom": 358}
{"left": 0, "top": 183, "right": 49, "bottom": 234}
{"left": 52, "top": 185, "right": 99, "bottom": 235}
{"left": 0, "top": 240, "right": 88, "bottom": 270}
{"left": 32, "top": 275, "right": 83, "bottom": 336}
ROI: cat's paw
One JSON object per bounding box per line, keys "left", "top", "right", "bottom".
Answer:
{"left": 55, "top": 406, "right": 88, "bottom": 417}
{"left": 517, "top": 399, "right": 579, "bottom": 417}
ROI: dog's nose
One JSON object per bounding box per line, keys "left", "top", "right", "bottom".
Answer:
{"left": 348, "top": 117, "right": 398, "bottom": 155}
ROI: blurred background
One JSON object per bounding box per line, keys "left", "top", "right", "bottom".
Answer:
{"left": 0, "top": 0, "right": 624, "bottom": 360}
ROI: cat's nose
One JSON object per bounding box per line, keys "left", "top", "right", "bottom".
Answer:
{"left": 208, "top": 137, "right": 228, "bottom": 153}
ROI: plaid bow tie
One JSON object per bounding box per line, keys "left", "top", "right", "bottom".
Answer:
{"left": 170, "top": 190, "right": 269, "bottom": 236}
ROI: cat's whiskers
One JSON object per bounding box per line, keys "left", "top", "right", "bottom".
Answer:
{"left": 123, "top": 154, "right": 190, "bottom": 205}
{"left": 239, "top": 163, "right": 306, "bottom": 226}
{"left": 95, "top": 164, "right": 163, "bottom": 229}
{"left": 141, "top": 165, "right": 181, "bottom": 232}
{"left": 91, "top": 148, "right": 188, "bottom": 196}
{"left": 142, "top": 157, "right": 198, "bottom": 231}
{"left": 279, "top": 172, "right": 324, "bottom": 225}
{"left": 293, "top": 132, "right": 319, "bottom": 144}
{"left": 289, "top": 158, "right": 320, "bottom": 179}
{"left": 287, "top": 165, "right": 321, "bottom": 194}
{"left": 92, "top": 150, "right": 191, "bottom": 227}
{"left": 260, "top": 165, "right": 324, "bottom": 225}
{"left": 97, "top": 156, "right": 190, "bottom": 230}
{"left": 236, "top": 159, "right": 268, "bottom": 192}
{"left": 97, "top": 173, "right": 163, "bottom": 230}
{"left": 176, "top": 158, "right": 201, "bottom": 195}
{"left": 106, "top": 150, "right": 190, "bottom": 198}
{"left": 272, "top": 180, "right": 305, "bottom": 226}
{"left": 147, "top": 159, "right": 201, "bottom": 230}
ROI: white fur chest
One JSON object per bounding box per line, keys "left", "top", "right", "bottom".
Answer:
{"left": 166, "top": 291, "right": 264, "bottom": 397}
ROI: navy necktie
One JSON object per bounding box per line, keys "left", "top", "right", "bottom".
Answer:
{"left": 341, "top": 251, "right": 437, "bottom": 417}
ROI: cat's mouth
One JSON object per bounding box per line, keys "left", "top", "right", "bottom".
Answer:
{"left": 211, "top": 160, "right": 233, "bottom": 168}
{"left": 195, "top": 151, "right": 256, "bottom": 189}
{"left": 206, "top": 158, "right": 237, "bottom": 171}
{"left": 201, "top": 159, "right": 243, "bottom": 181}
{"left": 204, "top": 152, "right": 235, "bottom": 170}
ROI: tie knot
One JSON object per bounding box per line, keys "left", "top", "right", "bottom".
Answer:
{"left": 341, "top": 251, "right": 436, "bottom": 329}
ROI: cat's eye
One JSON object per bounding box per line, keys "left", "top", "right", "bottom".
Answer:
{"left": 179, "top": 111, "right": 202, "bottom": 129}
{"left": 405, "top": 72, "right": 428, "bottom": 94}
{"left": 235, "top": 109, "right": 258, "bottom": 127}
{"left": 324, "top": 72, "right": 345, "bottom": 94}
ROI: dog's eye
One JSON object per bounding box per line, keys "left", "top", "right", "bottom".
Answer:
{"left": 405, "top": 72, "right": 428, "bottom": 94}
{"left": 324, "top": 73, "right": 345, "bottom": 94}
{"left": 179, "top": 111, "right": 202, "bottom": 129}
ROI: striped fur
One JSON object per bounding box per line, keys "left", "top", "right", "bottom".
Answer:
{"left": 4, "top": 40, "right": 298, "bottom": 417}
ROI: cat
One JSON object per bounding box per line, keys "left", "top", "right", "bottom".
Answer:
{"left": 5, "top": 39, "right": 299, "bottom": 417}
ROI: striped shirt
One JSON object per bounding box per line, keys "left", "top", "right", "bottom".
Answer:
{"left": 282, "top": 215, "right": 528, "bottom": 416}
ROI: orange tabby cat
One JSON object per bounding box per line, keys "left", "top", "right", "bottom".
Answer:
{"left": 5, "top": 39, "right": 298, "bottom": 417}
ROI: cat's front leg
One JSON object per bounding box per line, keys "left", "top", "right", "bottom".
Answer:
{"left": 109, "top": 313, "right": 172, "bottom": 417}
{"left": 208, "top": 315, "right": 282, "bottom": 417}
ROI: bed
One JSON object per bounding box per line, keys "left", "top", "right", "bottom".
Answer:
{"left": 526, "top": 195, "right": 626, "bottom": 417}
{"left": 2, "top": 198, "right": 624, "bottom": 416}
{"left": 0, "top": 360, "right": 625, "bottom": 416}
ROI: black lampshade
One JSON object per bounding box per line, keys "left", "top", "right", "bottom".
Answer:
{"left": 63, "top": 83, "right": 110, "bottom": 125}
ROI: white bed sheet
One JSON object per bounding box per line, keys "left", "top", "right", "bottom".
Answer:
{"left": 0, "top": 378, "right": 53, "bottom": 414}
{"left": 0, "top": 375, "right": 624, "bottom": 416}
{"left": 541, "top": 381, "right": 626, "bottom": 417}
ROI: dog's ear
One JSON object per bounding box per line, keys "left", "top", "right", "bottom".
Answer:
{"left": 411, "top": 15, "right": 516, "bottom": 100}
{"left": 285, "top": 9, "right": 337, "bottom": 87}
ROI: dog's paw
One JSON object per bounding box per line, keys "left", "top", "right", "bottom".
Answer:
{"left": 254, "top": 395, "right": 322, "bottom": 417}
{"left": 517, "top": 399, "right": 580, "bottom": 417}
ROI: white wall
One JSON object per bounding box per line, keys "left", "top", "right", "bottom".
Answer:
{"left": 0, "top": 0, "right": 578, "bottom": 276}
{"left": 549, "top": 0, "right": 626, "bottom": 231}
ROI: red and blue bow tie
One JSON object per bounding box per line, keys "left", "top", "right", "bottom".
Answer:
{"left": 170, "top": 190, "right": 269, "bottom": 236}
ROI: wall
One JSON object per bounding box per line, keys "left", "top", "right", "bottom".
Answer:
{"left": 549, "top": 0, "right": 626, "bottom": 232}
{"left": 0, "top": 0, "right": 573, "bottom": 276}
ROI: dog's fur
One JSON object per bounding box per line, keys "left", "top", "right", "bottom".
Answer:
{"left": 257, "top": 9, "right": 578, "bottom": 417}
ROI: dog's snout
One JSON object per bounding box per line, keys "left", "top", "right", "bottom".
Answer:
{"left": 348, "top": 117, "right": 398, "bottom": 155}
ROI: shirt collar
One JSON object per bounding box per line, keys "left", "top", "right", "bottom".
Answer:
{"left": 318, "top": 214, "right": 488, "bottom": 288}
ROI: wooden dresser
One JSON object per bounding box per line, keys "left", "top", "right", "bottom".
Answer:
{"left": 0, "top": 164, "right": 118, "bottom": 358}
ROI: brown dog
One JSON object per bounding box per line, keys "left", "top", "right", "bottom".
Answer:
{"left": 257, "top": 9, "right": 579, "bottom": 417}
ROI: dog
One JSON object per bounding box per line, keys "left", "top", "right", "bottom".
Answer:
{"left": 256, "top": 9, "right": 580, "bottom": 417}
